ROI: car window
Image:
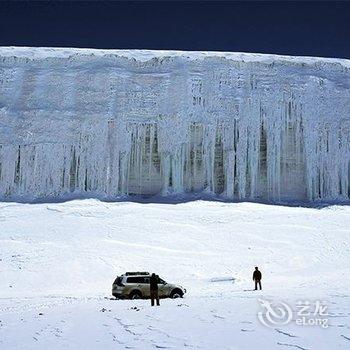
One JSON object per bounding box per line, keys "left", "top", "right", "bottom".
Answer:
{"left": 127, "top": 277, "right": 142, "bottom": 283}
{"left": 127, "top": 276, "right": 150, "bottom": 284}
{"left": 158, "top": 278, "right": 166, "bottom": 284}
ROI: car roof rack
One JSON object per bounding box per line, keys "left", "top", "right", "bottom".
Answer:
{"left": 125, "top": 271, "right": 150, "bottom": 276}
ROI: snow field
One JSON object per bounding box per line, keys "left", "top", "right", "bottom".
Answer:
{"left": 0, "top": 199, "right": 350, "bottom": 349}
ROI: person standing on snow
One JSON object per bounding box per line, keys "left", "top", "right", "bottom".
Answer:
{"left": 150, "top": 273, "right": 160, "bottom": 306}
{"left": 253, "top": 267, "right": 262, "bottom": 290}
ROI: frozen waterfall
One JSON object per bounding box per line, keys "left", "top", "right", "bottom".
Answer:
{"left": 0, "top": 47, "right": 349, "bottom": 202}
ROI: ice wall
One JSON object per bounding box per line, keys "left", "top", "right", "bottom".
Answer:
{"left": 0, "top": 47, "right": 349, "bottom": 202}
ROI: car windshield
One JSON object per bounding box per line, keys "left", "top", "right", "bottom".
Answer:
{"left": 158, "top": 278, "right": 166, "bottom": 284}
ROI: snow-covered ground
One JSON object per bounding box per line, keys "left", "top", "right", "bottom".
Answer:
{"left": 1, "top": 199, "right": 350, "bottom": 349}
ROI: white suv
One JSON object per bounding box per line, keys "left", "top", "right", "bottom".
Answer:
{"left": 112, "top": 272, "right": 186, "bottom": 299}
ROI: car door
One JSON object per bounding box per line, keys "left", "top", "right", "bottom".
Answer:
{"left": 157, "top": 278, "right": 168, "bottom": 297}
{"left": 126, "top": 277, "right": 140, "bottom": 295}
{"left": 142, "top": 277, "right": 151, "bottom": 297}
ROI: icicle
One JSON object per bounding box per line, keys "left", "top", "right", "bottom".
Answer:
{"left": 0, "top": 48, "right": 349, "bottom": 202}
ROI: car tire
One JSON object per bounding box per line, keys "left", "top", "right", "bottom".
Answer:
{"left": 129, "top": 290, "right": 142, "bottom": 300}
{"left": 170, "top": 289, "right": 183, "bottom": 299}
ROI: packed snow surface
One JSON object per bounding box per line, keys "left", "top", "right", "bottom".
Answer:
{"left": 0, "top": 47, "right": 350, "bottom": 202}
{"left": 0, "top": 199, "right": 350, "bottom": 349}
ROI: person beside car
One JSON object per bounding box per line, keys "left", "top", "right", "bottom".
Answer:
{"left": 150, "top": 273, "right": 160, "bottom": 306}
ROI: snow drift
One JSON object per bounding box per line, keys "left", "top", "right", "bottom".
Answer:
{"left": 0, "top": 47, "right": 349, "bottom": 202}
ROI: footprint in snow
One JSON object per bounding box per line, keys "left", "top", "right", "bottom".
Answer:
{"left": 100, "top": 308, "right": 111, "bottom": 312}
{"left": 177, "top": 304, "right": 189, "bottom": 307}
{"left": 275, "top": 329, "right": 297, "bottom": 338}
{"left": 212, "top": 314, "right": 225, "bottom": 320}
{"left": 211, "top": 310, "right": 225, "bottom": 319}
{"left": 277, "top": 342, "right": 309, "bottom": 350}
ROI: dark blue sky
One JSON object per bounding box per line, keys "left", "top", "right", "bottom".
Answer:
{"left": 0, "top": 1, "right": 349, "bottom": 59}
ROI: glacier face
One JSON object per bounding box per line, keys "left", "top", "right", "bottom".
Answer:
{"left": 0, "top": 47, "right": 349, "bottom": 202}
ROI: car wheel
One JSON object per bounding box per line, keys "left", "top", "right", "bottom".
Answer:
{"left": 170, "top": 289, "right": 183, "bottom": 299}
{"left": 129, "top": 290, "right": 142, "bottom": 300}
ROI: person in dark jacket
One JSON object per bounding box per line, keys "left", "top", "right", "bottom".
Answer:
{"left": 253, "top": 267, "right": 262, "bottom": 290}
{"left": 150, "top": 273, "right": 160, "bottom": 306}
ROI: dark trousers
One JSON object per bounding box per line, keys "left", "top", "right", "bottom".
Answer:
{"left": 150, "top": 290, "right": 160, "bottom": 306}
{"left": 254, "top": 280, "right": 262, "bottom": 290}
